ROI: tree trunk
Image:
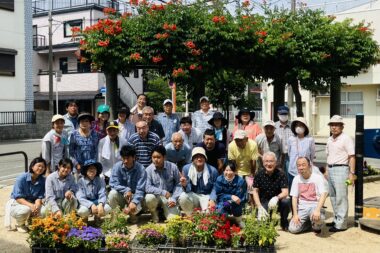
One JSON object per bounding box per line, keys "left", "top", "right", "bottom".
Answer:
{"left": 291, "top": 81, "right": 304, "bottom": 117}
{"left": 272, "top": 79, "right": 285, "bottom": 122}
{"left": 191, "top": 81, "right": 205, "bottom": 112}
{"left": 330, "top": 76, "right": 341, "bottom": 118}
{"left": 105, "top": 71, "right": 118, "bottom": 120}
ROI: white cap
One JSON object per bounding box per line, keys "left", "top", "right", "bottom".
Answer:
{"left": 163, "top": 99, "right": 173, "bottom": 105}
{"left": 51, "top": 114, "right": 64, "bottom": 123}
{"left": 234, "top": 130, "right": 247, "bottom": 139}
{"left": 199, "top": 96, "right": 209, "bottom": 103}
{"left": 263, "top": 120, "right": 275, "bottom": 128}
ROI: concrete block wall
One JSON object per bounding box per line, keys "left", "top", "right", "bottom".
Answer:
{"left": 0, "top": 111, "right": 52, "bottom": 141}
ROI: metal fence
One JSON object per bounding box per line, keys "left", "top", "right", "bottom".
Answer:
{"left": 0, "top": 111, "right": 37, "bottom": 125}
{"left": 32, "top": 0, "right": 125, "bottom": 14}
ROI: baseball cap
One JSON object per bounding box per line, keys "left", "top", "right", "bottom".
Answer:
{"left": 163, "top": 99, "right": 173, "bottom": 105}
{"left": 199, "top": 96, "right": 209, "bottom": 103}
{"left": 106, "top": 121, "right": 119, "bottom": 130}
{"left": 263, "top": 120, "right": 275, "bottom": 128}
{"left": 277, "top": 105, "right": 289, "bottom": 115}
{"left": 234, "top": 130, "right": 247, "bottom": 139}
{"left": 51, "top": 114, "right": 64, "bottom": 123}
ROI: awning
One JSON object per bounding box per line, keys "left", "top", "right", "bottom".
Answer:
{"left": 34, "top": 91, "right": 100, "bottom": 100}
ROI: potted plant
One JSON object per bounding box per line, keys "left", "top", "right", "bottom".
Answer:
{"left": 99, "top": 233, "right": 130, "bottom": 252}
{"left": 165, "top": 215, "right": 194, "bottom": 247}
{"left": 243, "top": 209, "right": 278, "bottom": 253}
{"left": 66, "top": 226, "right": 104, "bottom": 252}
{"left": 28, "top": 211, "right": 85, "bottom": 251}
{"left": 101, "top": 207, "right": 129, "bottom": 235}
{"left": 133, "top": 222, "right": 166, "bottom": 252}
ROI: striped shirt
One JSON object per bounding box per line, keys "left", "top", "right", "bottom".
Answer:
{"left": 274, "top": 120, "right": 292, "bottom": 154}
{"left": 156, "top": 113, "right": 180, "bottom": 145}
{"left": 191, "top": 110, "right": 214, "bottom": 134}
{"left": 128, "top": 131, "right": 161, "bottom": 167}
{"left": 287, "top": 135, "right": 316, "bottom": 176}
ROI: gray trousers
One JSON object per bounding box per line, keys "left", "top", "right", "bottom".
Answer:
{"left": 328, "top": 166, "right": 349, "bottom": 229}
{"left": 108, "top": 190, "right": 141, "bottom": 217}
{"left": 145, "top": 194, "right": 180, "bottom": 219}
{"left": 289, "top": 205, "right": 325, "bottom": 233}
{"left": 178, "top": 192, "right": 210, "bottom": 215}
{"left": 10, "top": 201, "right": 46, "bottom": 225}
{"left": 77, "top": 204, "right": 112, "bottom": 218}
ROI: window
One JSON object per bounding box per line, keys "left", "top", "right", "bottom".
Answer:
{"left": 64, "top": 20, "right": 82, "bottom": 37}
{"left": 0, "top": 48, "right": 17, "bottom": 76}
{"left": 59, "top": 57, "right": 68, "bottom": 74}
{"left": 340, "top": 91, "right": 363, "bottom": 117}
{"left": 0, "top": 0, "right": 14, "bottom": 11}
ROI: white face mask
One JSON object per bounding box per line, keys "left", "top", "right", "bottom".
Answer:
{"left": 278, "top": 115, "right": 288, "bottom": 122}
{"left": 295, "top": 126, "right": 305, "bottom": 135}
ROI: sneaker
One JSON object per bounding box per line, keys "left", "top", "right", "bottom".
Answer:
{"left": 326, "top": 222, "right": 335, "bottom": 227}
{"left": 16, "top": 225, "right": 29, "bottom": 233}
{"left": 313, "top": 229, "right": 322, "bottom": 234}
{"left": 329, "top": 226, "right": 346, "bottom": 233}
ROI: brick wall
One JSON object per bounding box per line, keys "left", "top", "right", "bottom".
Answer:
{"left": 0, "top": 111, "right": 52, "bottom": 141}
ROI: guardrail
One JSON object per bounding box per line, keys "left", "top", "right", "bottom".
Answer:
{"left": 0, "top": 151, "right": 28, "bottom": 173}
{"left": 0, "top": 111, "right": 36, "bottom": 125}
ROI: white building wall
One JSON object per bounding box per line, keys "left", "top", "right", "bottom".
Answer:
{"left": 0, "top": 1, "right": 28, "bottom": 111}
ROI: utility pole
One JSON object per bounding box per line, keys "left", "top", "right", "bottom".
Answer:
{"left": 287, "top": 0, "right": 296, "bottom": 117}
{"left": 48, "top": 1, "right": 54, "bottom": 112}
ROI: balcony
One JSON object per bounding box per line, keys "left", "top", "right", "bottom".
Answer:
{"left": 33, "top": 35, "right": 46, "bottom": 49}
{"left": 37, "top": 70, "right": 105, "bottom": 94}
{"left": 32, "top": 0, "right": 126, "bottom": 14}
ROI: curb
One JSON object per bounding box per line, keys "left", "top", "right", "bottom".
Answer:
{"left": 363, "top": 175, "right": 380, "bottom": 183}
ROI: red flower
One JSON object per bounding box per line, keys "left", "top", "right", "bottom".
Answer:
{"left": 212, "top": 16, "right": 220, "bottom": 23}
{"left": 151, "top": 4, "right": 165, "bottom": 11}
{"left": 170, "top": 24, "right": 177, "bottom": 31}
{"left": 255, "top": 30, "right": 267, "bottom": 37}
{"left": 185, "top": 41, "right": 196, "bottom": 49}
{"left": 122, "top": 12, "right": 132, "bottom": 18}
{"left": 358, "top": 27, "right": 369, "bottom": 32}
{"left": 71, "top": 26, "right": 81, "bottom": 34}
{"left": 172, "top": 68, "right": 185, "bottom": 78}
{"left": 242, "top": 0, "right": 250, "bottom": 7}
{"left": 191, "top": 49, "right": 202, "bottom": 56}
{"left": 163, "top": 23, "right": 177, "bottom": 31}
{"left": 189, "top": 64, "right": 196, "bottom": 70}
{"left": 258, "top": 38, "right": 264, "bottom": 43}
{"left": 197, "top": 65, "right": 202, "bottom": 71}
{"left": 130, "top": 0, "right": 138, "bottom": 6}
{"left": 155, "top": 33, "right": 170, "bottom": 40}
{"left": 242, "top": 15, "right": 249, "bottom": 19}
{"left": 79, "top": 39, "right": 86, "bottom": 45}
{"left": 103, "top": 7, "right": 116, "bottom": 15}
{"left": 97, "top": 39, "right": 109, "bottom": 47}
{"left": 130, "top": 53, "right": 142, "bottom": 61}
{"left": 152, "top": 55, "right": 163, "bottom": 63}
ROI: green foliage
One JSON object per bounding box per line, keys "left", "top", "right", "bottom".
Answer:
{"left": 165, "top": 215, "right": 194, "bottom": 246}
{"left": 243, "top": 209, "right": 279, "bottom": 247}
{"left": 101, "top": 207, "right": 130, "bottom": 235}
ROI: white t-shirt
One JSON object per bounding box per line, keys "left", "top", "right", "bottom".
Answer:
{"left": 290, "top": 173, "right": 327, "bottom": 208}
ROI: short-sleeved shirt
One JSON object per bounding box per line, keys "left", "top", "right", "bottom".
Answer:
{"left": 290, "top": 173, "right": 327, "bottom": 208}
{"left": 179, "top": 128, "right": 203, "bottom": 149}
{"left": 196, "top": 142, "right": 226, "bottom": 169}
{"left": 228, "top": 139, "right": 259, "bottom": 176}
{"left": 156, "top": 113, "right": 180, "bottom": 145}
{"left": 128, "top": 131, "right": 161, "bottom": 167}
{"left": 326, "top": 133, "right": 355, "bottom": 165}
{"left": 253, "top": 169, "right": 288, "bottom": 202}
{"left": 165, "top": 142, "right": 192, "bottom": 171}
{"left": 274, "top": 121, "right": 292, "bottom": 154}
{"left": 192, "top": 110, "right": 214, "bottom": 134}
{"left": 255, "top": 133, "right": 282, "bottom": 164}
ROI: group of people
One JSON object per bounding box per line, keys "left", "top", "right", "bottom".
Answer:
{"left": 5, "top": 94, "right": 355, "bottom": 236}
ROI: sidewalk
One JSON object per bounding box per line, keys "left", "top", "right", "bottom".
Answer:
{"left": 0, "top": 181, "right": 379, "bottom": 253}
